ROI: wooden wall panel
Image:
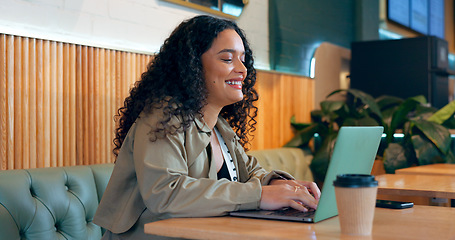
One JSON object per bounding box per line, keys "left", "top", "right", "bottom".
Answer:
{"left": 249, "top": 70, "right": 314, "bottom": 151}
{"left": 0, "top": 34, "right": 314, "bottom": 170}
{"left": 0, "top": 34, "right": 153, "bottom": 170}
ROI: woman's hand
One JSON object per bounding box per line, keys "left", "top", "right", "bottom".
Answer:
{"left": 259, "top": 179, "right": 321, "bottom": 212}
{"left": 270, "top": 179, "right": 321, "bottom": 200}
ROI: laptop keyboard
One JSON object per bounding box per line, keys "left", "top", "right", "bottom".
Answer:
{"left": 267, "top": 208, "right": 316, "bottom": 218}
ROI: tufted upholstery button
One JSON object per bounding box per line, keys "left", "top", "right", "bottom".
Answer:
{"left": 65, "top": 185, "right": 69, "bottom": 191}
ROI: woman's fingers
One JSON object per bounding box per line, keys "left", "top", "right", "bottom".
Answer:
{"left": 291, "top": 186, "right": 317, "bottom": 210}
{"left": 270, "top": 178, "right": 321, "bottom": 199}
{"left": 289, "top": 199, "right": 309, "bottom": 212}
{"left": 293, "top": 180, "right": 321, "bottom": 200}
{"left": 260, "top": 183, "right": 319, "bottom": 211}
{"left": 305, "top": 182, "right": 321, "bottom": 200}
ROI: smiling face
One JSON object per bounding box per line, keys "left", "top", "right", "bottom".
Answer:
{"left": 201, "top": 29, "right": 247, "bottom": 110}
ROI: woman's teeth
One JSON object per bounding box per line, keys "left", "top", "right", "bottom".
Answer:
{"left": 226, "top": 80, "right": 241, "bottom": 85}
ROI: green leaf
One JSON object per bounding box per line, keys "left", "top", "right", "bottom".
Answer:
{"left": 428, "top": 100, "right": 455, "bottom": 124}
{"left": 290, "top": 115, "right": 311, "bottom": 131}
{"left": 408, "top": 95, "right": 428, "bottom": 104}
{"left": 383, "top": 143, "right": 409, "bottom": 173}
{"left": 290, "top": 115, "right": 296, "bottom": 124}
{"left": 380, "top": 106, "right": 400, "bottom": 143}
{"left": 411, "top": 135, "right": 445, "bottom": 165}
{"left": 310, "top": 110, "right": 323, "bottom": 123}
{"left": 342, "top": 116, "right": 380, "bottom": 126}
{"left": 283, "top": 133, "right": 306, "bottom": 148}
{"left": 283, "top": 123, "right": 320, "bottom": 148}
{"left": 320, "top": 101, "right": 344, "bottom": 115}
{"left": 376, "top": 95, "right": 404, "bottom": 110}
{"left": 442, "top": 116, "right": 455, "bottom": 129}
{"left": 328, "top": 89, "right": 383, "bottom": 119}
{"left": 411, "top": 105, "right": 436, "bottom": 121}
{"left": 412, "top": 119, "right": 451, "bottom": 154}
{"left": 389, "top": 98, "right": 420, "bottom": 134}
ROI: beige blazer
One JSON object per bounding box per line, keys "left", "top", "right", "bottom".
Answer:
{"left": 93, "top": 110, "right": 291, "bottom": 236}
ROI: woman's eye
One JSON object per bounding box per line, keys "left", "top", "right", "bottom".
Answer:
{"left": 222, "top": 59, "right": 232, "bottom": 62}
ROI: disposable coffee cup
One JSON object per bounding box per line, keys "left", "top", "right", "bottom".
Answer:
{"left": 333, "top": 174, "right": 378, "bottom": 236}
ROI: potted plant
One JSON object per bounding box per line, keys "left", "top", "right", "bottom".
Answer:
{"left": 285, "top": 89, "right": 455, "bottom": 183}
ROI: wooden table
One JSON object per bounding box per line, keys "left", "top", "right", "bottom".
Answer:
{"left": 376, "top": 174, "right": 455, "bottom": 199}
{"left": 394, "top": 163, "right": 455, "bottom": 207}
{"left": 395, "top": 163, "right": 455, "bottom": 176}
{"left": 144, "top": 205, "right": 455, "bottom": 240}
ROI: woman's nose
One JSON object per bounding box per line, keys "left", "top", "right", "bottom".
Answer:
{"left": 235, "top": 59, "right": 247, "bottom": 74}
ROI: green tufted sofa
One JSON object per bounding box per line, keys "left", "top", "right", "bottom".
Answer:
{"left": 0, "top": 163, "right": 114, "bottom": 240}
{"left": 0, "top": 147, "right": 312, "bottom": 240}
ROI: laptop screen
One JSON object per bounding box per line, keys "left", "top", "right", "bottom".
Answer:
{"left": 314, "top": 126, "right": 383, "bottom": 222}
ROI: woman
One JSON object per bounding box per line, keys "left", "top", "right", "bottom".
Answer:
{"left": 94, "top": 15, "right": 320, "bottom": 239}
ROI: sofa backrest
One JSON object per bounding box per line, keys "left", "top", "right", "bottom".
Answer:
{"left": 0, "top": 164, "right": 114, "bottom": 240}
{"left": 248, "top": 147, "right": 314, "bottom": 182}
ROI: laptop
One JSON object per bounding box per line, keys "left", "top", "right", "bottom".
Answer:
{"left": 230, "top": 126, "right": 384, "bottom": 223}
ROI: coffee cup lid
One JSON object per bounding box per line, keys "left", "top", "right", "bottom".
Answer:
{"left": 333, "top": 174, "right": 378, "bottom": 188}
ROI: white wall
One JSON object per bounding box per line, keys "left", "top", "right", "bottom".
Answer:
{"left": 313, "top": 42, "right": 351, "bottom": 109}
{"left": 0, "top": 0, "right": 269, "bottom": 69}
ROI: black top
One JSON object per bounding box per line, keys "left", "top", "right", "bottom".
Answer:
{"left": 207, "top": 145, "right": 232, "bottom": 181}
{"left": 217, "top": 161, "right": 231, "bottom": 180}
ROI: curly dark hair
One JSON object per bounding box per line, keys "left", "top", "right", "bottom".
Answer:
{"left": 113, "top": 15, "right": 258, "bottom": 157}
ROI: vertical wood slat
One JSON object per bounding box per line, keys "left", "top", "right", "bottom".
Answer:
{"left": 109, "top": 50, "right": 116, "bottom": 162}
{"left": 93, "top": 48, "right": 100, "bottom": 165}
{"left": 22, "top": 38, "right": 30, "bottom": 169}
{"left": 14, "top": 37, "right": 22, "bottom": 169}
{"left": 99, "top": 48, "right": 106, "bottom": 164}
{"left": 0, "top": 33, "right": 312, "bottom": 169}
{"left": 87, "top": 47, "right": 94, "bottom": 166}
{"left": 83, "top": 46, "right": 90, "bottom": 166}
{"left": 36, "top": 39, "right": 44, "bottom": 168}
{"left": 63, "top": 43, "right": 70, "bottom": 167}
{"left": 29, "top": 38, "right": 37, "bottom": 169}
{"left": 7, "top": 35, "right": 14, "bottom": 169}
{"left": 0, "top": 35, "right": 6, "bottom": 170}
{"left": 57, "top": 42, "right": 63, "bottom": 166}
{"left": 104, "top": 50, "right": 110, "bottom": 164}
{"left": 76, "top": 45, "right": 84, "bottom": 166}
{"left": 43, "top": 40, "right": 51, "bottom": 167}
{"left": 69, "top": 44, "right": 76, "bottom": 166}
{"left": 50, "top": 41, "right": 57, "bottom": 167}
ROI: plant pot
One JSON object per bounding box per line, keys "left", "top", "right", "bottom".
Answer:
{"left": 371, "top": 159, "right": 386, "bottom": 176}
